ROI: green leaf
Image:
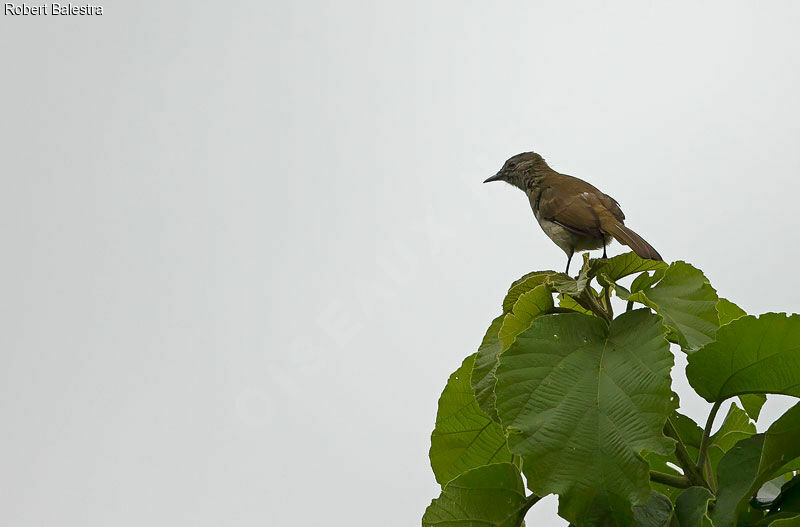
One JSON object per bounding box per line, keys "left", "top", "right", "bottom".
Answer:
{"left": 761, "top": 402, "right": 800, "bottom": 484}
{"left": 671, "top": 412, "right": 704, "bottom": 451}
{"left": 558, "top": 293, "right": 593, "bottom": 315}
{"left": 739, "top": 394, "right": 767, "bottom": 422}
{"left": 711, "top": 403, "right": 800, "bottom": 527}
{"left": 503, "top": 271, "right": 554, "bottom": 313}
{"left": 717, "top": 299, "right": 760, "bottom": 418}
{"left": 430, "top": 354, "right": 512, "bottom": 485}
{"left": 673, "top": 486, "right": 714, "bottom": 527}
{"left": 717, "top": 297, "right": 747, "bottom": 325}
{"left": 625, "top": 261, "right": 719, "bottom": 351}
{"left": 630, "top": 267, "right": 667, "bottom": 294}
{"left": 686, "top": 313, "right": 800, "bottom": 402}
{"left": 632, "top": 491, "right": 674, "bottom": 527}
{"left": 711, "top": 434, "right": 766, "bottom": 527}
{"left": 422, "top": 463, "right": 532, "bottom": 527}
{"left": 494, "top": 310, "right": 675, "bottom": 524}
{"left": 708, "top": 402, "right": 757, "bottom": 472}
{"left": 590, "top": 251, "right": 668, "bottom": 287}
{"left": 498, "top": 285, "right": 555, "bottom": 350}
{"left": 547, "top": 270, "right": 591, "bottom": 297}
{"left": 471, "top": 316, "right": 506, "bottom": 421}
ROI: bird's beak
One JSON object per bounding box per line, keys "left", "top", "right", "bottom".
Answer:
{"left": 484, "top": 172, "right": 504, "bottom": 183}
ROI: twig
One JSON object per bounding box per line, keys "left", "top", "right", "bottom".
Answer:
{"left": 650, "top": 470, "right": 691, "bottom": 489}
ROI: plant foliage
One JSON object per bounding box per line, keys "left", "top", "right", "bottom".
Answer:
{"left": 424, "top": 253, "right": 800, "bottom": 526}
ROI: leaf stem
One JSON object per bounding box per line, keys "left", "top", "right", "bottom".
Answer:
{"left": 577, "top": 288, "right": 612, "bottom": 325}
{"left": 696, "top": 400, "right": 723, "bottom": 483}
{"left": 603, "top": 285, "right": 613, "bottom": 318}
{"left": 664, "top": 418, "right": 709, "bottom": 488}
{"left": 649, "top": 470, "right": 691, "bottom": 489}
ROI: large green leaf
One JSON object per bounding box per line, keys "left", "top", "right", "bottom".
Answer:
{"left": 494, "top": 310, "right": 674, "bottom": 525}
{"left": 422, "top": 463, "right": 532, "bottom": 527}
{"left": 686, "top": 313, "right": 800, "bottom": 402}
{"left": 625, "top": 261, "right": 719, "bottom": 351}
{"left": 673, "top": 486, "right": 714, "bottom": 527}
{"left": 708, "top": 402, "right": 756, "bottom": 472}
{"left": 711, "top": 403, "right": 800, "bottom": 527}
{"left": 472, "top": 316, "right": 505, "bottom": 421}
{"left": 430, "top": 354, "right": 512, "bottom": 485}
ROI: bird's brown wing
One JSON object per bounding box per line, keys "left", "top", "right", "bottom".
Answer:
{"left": 538, "top": 174, "right": 627, "bottom": 233}
{"left": 598, "top": 192, "right": 625, "bottom": 222}
{"left": 537, "top": 182, "right": 605, "bottom": 239}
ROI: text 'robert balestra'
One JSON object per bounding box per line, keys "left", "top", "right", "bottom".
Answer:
{"left": 4, "top": 3, "right": 103, "bottom": 15}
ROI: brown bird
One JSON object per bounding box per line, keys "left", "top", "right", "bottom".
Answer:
{"left": 484, "top": 152, "right": 661, "bottom": 274}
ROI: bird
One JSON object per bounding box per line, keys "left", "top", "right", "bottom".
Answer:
{"left": 484, "top": 151, "right": 662, "bottom": 274}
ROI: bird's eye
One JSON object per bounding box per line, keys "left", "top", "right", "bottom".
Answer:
{"left": 507, "top": 163, "right": 516, "bottom": 169}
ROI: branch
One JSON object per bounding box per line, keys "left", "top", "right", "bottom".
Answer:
{"left": 650, "top": 470, "right": 691, "bottom": 489}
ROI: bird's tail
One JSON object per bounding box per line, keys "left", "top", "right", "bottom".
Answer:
{"left": 604, "top": 222, "right": 662, "bottom": 261}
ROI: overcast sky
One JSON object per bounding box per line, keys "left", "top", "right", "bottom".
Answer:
{"left": 2, "top": 2, "right": 800, "bottom": 526}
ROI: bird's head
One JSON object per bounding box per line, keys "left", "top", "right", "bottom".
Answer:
{"left": 484, "top": 152, "right": 550, "bottom": 190}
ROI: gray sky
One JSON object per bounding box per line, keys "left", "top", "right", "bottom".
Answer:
{"left": 2, "top": 1, "right": 800, "bottom": 526}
